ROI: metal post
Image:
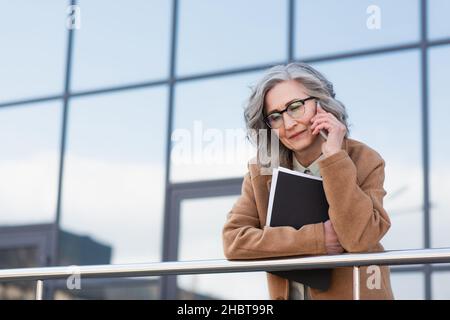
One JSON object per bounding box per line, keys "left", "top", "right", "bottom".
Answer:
{"left": 353, "top": 266, "right": 360, "bottom": 300}
{"left": 36, "top": 280, "right": 44, "bottom": 300}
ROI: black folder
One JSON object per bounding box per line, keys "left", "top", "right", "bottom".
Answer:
{"left": 266, "top": 166, "right": 332, "bottom": 291}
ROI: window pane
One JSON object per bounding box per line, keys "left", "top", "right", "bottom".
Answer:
{"left": 178, "top": 196, "right": 269, "bottom": 299}
{"left": 0, "top": 247, "right": 39, "bottom": 269}
{"left": 296, "top": 0, "right": 420, "bottom": 59}
{"left": 0, "top": 247, "right": 40, "bottom": 300}
{"left": 0, "top": 1, "right": 66, "bottom": 102}
{"left": 432, "top": 271, "right": 450, "bottom": 299}
{"left": 171, "top": 72, "right": 260, "bottom": 182}
{"left": 312, "top": 50, "right": 423, "bottom": 250}
{"left": 429, "top": 45, "right": 450, "bottom": 248}
{"left": 61, "top": 87, "right": 168, "bottom": 264}
{"left": 428, "top": 0, "right": 450, "bottom": 40}
{"left": 72, "top": 0, "right": 171, "bottom": 91}
{"left": 390, "top": 272, "right": 424, "bottom": 299}
{"left": 0, "top": 102, "right": 61, "bottom": 225}
{"left": 177, "top": 0, "right": 287, "bottom": 76}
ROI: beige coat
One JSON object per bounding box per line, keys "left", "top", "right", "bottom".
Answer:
{"left": 222, "top": 138, "right": 394, "bottom": 300}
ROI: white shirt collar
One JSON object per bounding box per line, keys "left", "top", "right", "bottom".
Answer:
{"left": 292, "top": 153, "right": 325, "bottom": 177}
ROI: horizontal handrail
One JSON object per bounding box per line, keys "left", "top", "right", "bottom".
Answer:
{"left": 1, "top": 248, "right": 450, "bottom": 282}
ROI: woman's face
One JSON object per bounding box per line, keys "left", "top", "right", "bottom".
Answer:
{"left": 264, "top": 80, "right": 318, "bottom": 153}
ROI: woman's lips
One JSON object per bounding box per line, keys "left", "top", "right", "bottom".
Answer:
{"left": 289, "top": 130, "right": 307, "bottom": 140}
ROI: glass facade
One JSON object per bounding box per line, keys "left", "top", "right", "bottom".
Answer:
{"left": 0, "top": 102, "right": 61, "bottom": 225}
{"left": 178, "top": 196, "right": 268, "bottom": 299}
{"left": 172, "top": 72, "right": 259, "bottom": 182}
{"left": 429, "top": 45, "right": 450, "bottom": 250}
{"left": 0, "top": 0, "right": 449, "bottom": 300}
{"left": 0, "top": 1, "right": 66, "bottom": 101}
{"left": 60, "top": 88, "right": 167, "bottom": 264}
{"left": 295, "top": 0, "right": 420, "bottom": 58}
{"left": 71, "top": 0, "right": 171, "bottom": 91}
{"left": 176, "top": 0, "right": 287, "bottom": 76}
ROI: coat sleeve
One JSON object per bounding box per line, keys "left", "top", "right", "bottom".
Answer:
{"left": 222, "top": 171, "right": 327, "bottom": 260}
{"left": 319, "top": 149, "right": 391, "bottom": 253}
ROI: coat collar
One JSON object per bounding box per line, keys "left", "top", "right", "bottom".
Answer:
{"left": 265, "top": 138, "right": 348, "bottom": 191}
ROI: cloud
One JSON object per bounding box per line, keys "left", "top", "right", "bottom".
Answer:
{"left": 0, "top": 152, "right": 59, "bottom": 224}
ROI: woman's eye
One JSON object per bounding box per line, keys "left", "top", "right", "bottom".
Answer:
{"left": 289, "top": 102, "right": 302, "bottom": 111}
{"left": 270, "top": 114, "right": 281, "bottom": 121}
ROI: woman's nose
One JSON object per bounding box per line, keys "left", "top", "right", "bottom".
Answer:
{"left": 283, "top": 113, "right": 296, "bottom": 129}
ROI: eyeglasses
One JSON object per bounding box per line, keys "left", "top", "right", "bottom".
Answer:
{"left": 263, "top": 96, "right": 316, "bottom": 129}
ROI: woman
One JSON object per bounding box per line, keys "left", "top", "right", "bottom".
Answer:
{"left": 222, "top": 62, "right": 394, "bottom": 300}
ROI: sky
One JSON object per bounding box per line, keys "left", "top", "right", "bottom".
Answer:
{"left": 0, "top": 0, "right": 450, "bottom": 299}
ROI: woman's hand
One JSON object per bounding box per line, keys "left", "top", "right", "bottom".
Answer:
{"left": 310, "top": 104, "right": 347, "bottom": 158}
{"left": 324, "top": 220, "right": 344, "bottom": 255}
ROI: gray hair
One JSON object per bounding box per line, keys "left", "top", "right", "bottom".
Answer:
{"left": 244, "top": 62, "right": 350, "bottom": 168}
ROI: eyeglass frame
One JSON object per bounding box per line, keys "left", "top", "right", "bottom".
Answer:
{"left": 263, "top": 96, "right": 317, "bottom": 129}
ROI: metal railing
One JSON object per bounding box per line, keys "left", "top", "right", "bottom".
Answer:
{"left": 1, "top": 247, "right": 450, "bottom": 300}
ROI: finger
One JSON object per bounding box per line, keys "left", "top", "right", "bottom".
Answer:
{"left": 311, "top": 114, "right": 332, "bottom": 126}
{"left": 310, "top": 113, "right": 329, "bottom": 123}
{"left": 327, "top": 247, "right": 343, "bottom": 255}
{"left": 312, "top": 122, "right": 331, "bottom": 135}
{"left": 311, "top": 117, "right": 329, "bottom": 129}
{"left": 311, "top": 114, "right": 336, "bottom": 127}
{"left": 329, "top": 244, "right": 344, "bottom": 251}
{"left": 313, "top": 111, "right": 337, "bottom": 122}
{"left": 328, "top": 237, "right": 341, "bottom": 245}
{"left": 311, "top": 109, "right": 329, "bottom": 119}
{"left": 312, "top": 117, "right": 339, "bottom": 132}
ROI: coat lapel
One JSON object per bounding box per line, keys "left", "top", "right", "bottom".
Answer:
{"left": 265, "top": 138, "right": 349, "bottom": 192}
